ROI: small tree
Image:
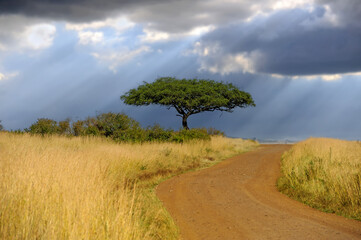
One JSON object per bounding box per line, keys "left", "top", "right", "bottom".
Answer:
{"left": 121, "top": 77, "right": 255, "bottom": 129}
{"left": 72, "top": 120, "right": 86, "bottom": 136}
{"left": 95, "top": 112, "right": 139, "bottom": 137}
{"left": 28, "top": 118, "right": 59, "bottom": 136}
{"left": 58, "top": 119, "right": 71, "bottom": 135}
{"left": 0, "top": 120, "right": 3, "bottom": 131}
{"left": 84, "top": 117, "right": 101, "bottom": 136}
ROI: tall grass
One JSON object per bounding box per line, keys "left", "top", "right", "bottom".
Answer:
{"left": 278, "top": 138, "right": 361, "bottom": 220}
{"left": 0, "top": 132, "right": 257, "bottom": 240}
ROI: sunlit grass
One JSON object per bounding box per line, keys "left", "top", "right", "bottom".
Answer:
{"left": 0, "top": 132, "right": 258, "bottom": 240}
{"left": 278, "top": 137, "right": 361, "bottom": 220}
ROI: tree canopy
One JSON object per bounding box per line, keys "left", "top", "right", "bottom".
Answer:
{"left": 121, "top": 77, "right": 255, "bottom": 129}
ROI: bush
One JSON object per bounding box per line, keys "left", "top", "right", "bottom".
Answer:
{"left": 28, "top": 118, "right": 59, "bottom": 136}
{"left": 58, "top": 119, "right": 71, "bottom": 135}
{"left": 84, "top": 117, "right": 101, "bottom": 136}
{"left": 72, "top": 120, "right": 86, "bottom": 136}
{"left": 72, "top": 117, "right": 101, "bottom": 136}
{"left": 96, "top": 113, "right": 140, "bottom": 137}
{"left": 112, "top": 127, "right": 145, "bottom": 143}
{"left": 145, "top": 124, "right": 173, "bottom": 142}
{"left": 25, "top": 113, "right": 215, "bottom": 143}
{"left": 92, "top": 112, "right": 145, "bottom": 142}
{"left": 171, "top": 128, "right": 211, "bottom": 143}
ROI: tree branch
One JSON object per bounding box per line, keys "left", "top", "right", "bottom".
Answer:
{"left": 173, "top": 104, "right": 185, "bottom": 115}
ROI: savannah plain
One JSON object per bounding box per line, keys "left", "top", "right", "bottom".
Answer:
{"left": 1, "top": 132, "right": 361, "bottom": 239}
{"left": 0, "top": 132, "right": 257, "bottom": 239}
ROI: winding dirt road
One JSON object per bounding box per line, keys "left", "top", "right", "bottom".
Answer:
{"left": 156, "top": 145, "right": 361, "bottom": 240}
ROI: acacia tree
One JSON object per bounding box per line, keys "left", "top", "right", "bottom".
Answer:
{"left": 121, "top": 77, "right": 255, "bottom": 130}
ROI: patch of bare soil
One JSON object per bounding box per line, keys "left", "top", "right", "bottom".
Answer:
{"left": 156, "top": 145, "right": 361, "bottom": 240}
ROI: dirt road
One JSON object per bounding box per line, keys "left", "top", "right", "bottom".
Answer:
{"left": 156, "top": 145, "right": 361, "bottom": 240}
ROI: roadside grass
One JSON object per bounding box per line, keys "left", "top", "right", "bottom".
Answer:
{"left": 0, "top": 132, "right": 258, "bottom": 240}
{"left": 277, "top": 137, "right": 361, "bottom": 220}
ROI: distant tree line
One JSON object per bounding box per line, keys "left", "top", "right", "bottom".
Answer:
{"left": 9, "top": 112, "right": 223, "bottom": 143}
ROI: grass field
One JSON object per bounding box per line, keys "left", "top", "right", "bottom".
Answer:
{"left": 278, "top": 138, "right": 361, "bottom": 220}
{"left": 0, "top": 132, "right": 258, "bottom": 240}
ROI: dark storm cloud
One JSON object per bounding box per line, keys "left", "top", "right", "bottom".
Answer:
{"left": 0, "top": 0, "right": 360, "bottom": 35}
{"left": 127, "top": 0, "right": 273, "bottom": 33}
{"left": 0, "top": 0, "right": 277, "bottom": 33}
{"left": 0, "top": 0, "right": 175, "bottom": 22}
{"left": 317, "top": 0, "right": 361, "bottom": 27}
{"left": 197, "top": 7, "right": 361, "bottom": 76}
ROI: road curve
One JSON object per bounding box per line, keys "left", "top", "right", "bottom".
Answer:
{"left": 156, "top": 145, "right": 361, "bottom": 240}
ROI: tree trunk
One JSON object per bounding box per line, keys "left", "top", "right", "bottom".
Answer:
{"left": 182, "top": 115, "right": 189, "bottom": 130}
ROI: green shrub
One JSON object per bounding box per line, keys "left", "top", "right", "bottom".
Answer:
{"left": 112, "top": 127, "right": 145, "bottom": 143}
{"left": 145, "top": 124, "right": 173, "bottom": 142}
{"left": 96, "top": 113, "right": 137, "bottom": 137}
{"left": 58, "top": 119, "right": 71, "bottom": 135}
{"left": 93, "top": 113, "right": 144, "bottom": 142}
{"left": 171, "top": 128, "right": 211, "bottom": 143}
{"left": 28, "top": 118, "right": 59, "bottom": 136}
{"left": 72, "top": 120, "right": 86, "bottom": 136}
{"left": 84, "top": 125, "right": 101, "bottom": 136}
{"left": 83, "top": 117, "right": 101, "bottom": 136}
{"left": 72, "top": 117, "right": 101, "bottom": 136}
{"left": 25, "top": 113, "right": 215, "bottom": 143}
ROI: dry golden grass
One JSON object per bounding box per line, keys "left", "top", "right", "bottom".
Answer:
{"left": 0, "top": 132, "right": 257, "bottom": 240}
{"left": 278, "top": 137, "right": 361, "bottom": 220}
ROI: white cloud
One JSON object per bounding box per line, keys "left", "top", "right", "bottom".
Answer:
{"left": 296, "top": 74, "right": 341, "bottom": 81}
{"left": 319, "top": 72, "right": 361, "bottom": 81}
{"left": 22, "top": 23, "right": 56, "bottom": 50}
{"left": 92, "top": 45, "right": 151, "bottom": 72}
{"left": 140, "top": 29, "right": 170, "bottom": 43}
{"left": 273, "top": 71, "right": 361, "bottom": 81}
{"left": 78, "top": 31, "right": 104, "bottom": 45}
{"left": 188, "top": 25, "right": 215, "bottom": 36}
{"left": 199, "top": 52, "right": 258, "bottom": 75}
{"left": 320, "top": 74, "right": 342, "bottom": 81}
{"left": 0, "top": 43, "right": 6, "bottom": 51}
{"left": 0, "top": 72, "right": 19, "bottom": 81}
{"left": 272, "top": 0, "right": 314, "bottom": 10}
{"left": 0, "top": 15, "right": 57, "bottom": 51}
{"left": 66, "top": 17, "right": 135, "bottom": 33}
{"left": 191, "top": 41, "right": 260, "bottom": 75}
{"left": 66, "top": 17, "right": 135, "bottom": 46}
{"left": 140, "top": 25, "right": 215, "bottom": 43}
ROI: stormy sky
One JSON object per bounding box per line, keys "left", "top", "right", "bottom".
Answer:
{"left": 1, "top": 0, "right": 361, "bottom": 140}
